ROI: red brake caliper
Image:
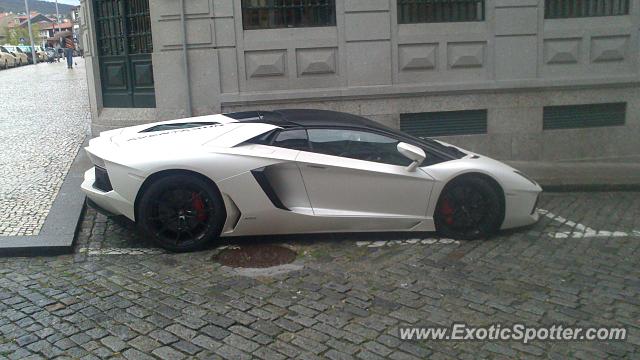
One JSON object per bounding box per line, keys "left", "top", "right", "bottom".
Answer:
{"left": 191, "top": 193, "right": 208, "bottom": 221}
{"left": 440, "top": 198, "right": 454, "bottom": 225}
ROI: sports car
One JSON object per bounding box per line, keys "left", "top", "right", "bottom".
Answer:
{"left": 82, "top": 109, "right": 542, "bottom": 252}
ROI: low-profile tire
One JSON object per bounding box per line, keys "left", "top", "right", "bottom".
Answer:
{"left": 137, "top": 174, "right": 225, "bottom": 252}
{"left": 434, "top": 176, "right": 503, "bottom": 240}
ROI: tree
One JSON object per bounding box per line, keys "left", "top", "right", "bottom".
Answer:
{"left": 7, "top": 23, "right": 41, "bottom": 46}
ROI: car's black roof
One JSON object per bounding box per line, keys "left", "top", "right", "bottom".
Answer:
{"left": 224, "top": 109, "right": 467, "bottom": 161}
{"left": 224, "top": 109, "right": 392, "bottom": 132}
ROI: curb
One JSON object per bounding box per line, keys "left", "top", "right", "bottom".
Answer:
{"left": 0, "top": 138, "right": 89, "bottom": 257}
{"left": 541, "top": 184, "right": 640, "bottom": 192}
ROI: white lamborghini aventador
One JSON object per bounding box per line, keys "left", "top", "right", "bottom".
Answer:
{"left": 82, "top": 109, "right": 542, "bottom": 252}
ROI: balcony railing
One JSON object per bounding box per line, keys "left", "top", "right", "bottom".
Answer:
{"left": 545, "top": 0, "right": 630, "bottom": 18}
{"left": 398, "top": 0, "right": 485, "bottom": 24}
{"left": 241, "top": 0, "right": 336, "bottom": 30}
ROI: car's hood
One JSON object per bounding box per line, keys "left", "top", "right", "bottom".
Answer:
{"left": 424, "top": 139, "right": 541, "bottom": 192}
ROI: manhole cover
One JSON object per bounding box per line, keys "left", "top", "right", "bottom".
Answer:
{"left": 213, "top": 244, "right": 297, "bottom": 268}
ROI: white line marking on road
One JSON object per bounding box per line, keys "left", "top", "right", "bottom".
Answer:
{"left": 78, "top": 248, "right": 164, "bottom": 255}
{"left": 356, "top": 238, "right": 460, "bottom": 247}
{"left": 538, "top": 209, "right": 640, "bottom": 239}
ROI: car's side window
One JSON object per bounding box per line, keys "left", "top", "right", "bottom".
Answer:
{"left": 271, "top": 129, "right": 310, "bottom": 151}
{"left": 306, "top": 129, "right": 413, "bottom": 166}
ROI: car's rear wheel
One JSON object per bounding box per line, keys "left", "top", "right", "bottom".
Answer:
{"left": 138, "top": 174, "right": 225, "bottom": 252}
{"left": 434, "top": 176, "right": 503, "bottom": 240}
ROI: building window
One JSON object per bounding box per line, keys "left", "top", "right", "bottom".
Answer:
{"left": 398, "top": 0, "right": 485, "bottom": 24}
{"left": 543, "top": 103, "right": 626, "bottom": 130}
{"left": 545, "top": 0, "right": 630, "bottom": 19}
{"left": 241, "top": 0, "right": 336, "bottom": 30}
{"left": 400, "top": 110, "right": 488, "bottom": 137}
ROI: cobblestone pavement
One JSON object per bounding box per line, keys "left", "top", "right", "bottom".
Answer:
{"left": 0, "top": 59, "right": 89, "bottom": 236}
{"left": 1, "top": 192, "right": 639, "bottom": 359}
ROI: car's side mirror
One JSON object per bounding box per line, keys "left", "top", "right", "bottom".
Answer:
{"left": 397, "top": 142, "right": 426, "bottom": 172}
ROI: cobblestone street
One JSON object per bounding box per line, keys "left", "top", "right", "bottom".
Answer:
{"left": 0, "top": 59, "right": 89, "bottom": 236}
{"left": 1, "top": 192, "right": 639, "bottom": 359}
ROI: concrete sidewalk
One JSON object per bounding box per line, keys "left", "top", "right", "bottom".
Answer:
{"left": 508, "top": 160, "right": 640, "bottom": 191}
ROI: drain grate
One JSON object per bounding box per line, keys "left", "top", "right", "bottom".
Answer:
{"left": 213, "top": 244, "right": 297, "bottom": 268}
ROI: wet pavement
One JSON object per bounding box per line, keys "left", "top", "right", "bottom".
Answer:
{"left": 0, "top": 191, "right": 639, "bottom": 359}
{"left": 0, "top": 58, "right": 89, "bottom": 236}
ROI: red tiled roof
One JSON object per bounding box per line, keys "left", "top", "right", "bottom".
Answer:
{"left": 40, "top": 22, "right": 74, "bottom": 30}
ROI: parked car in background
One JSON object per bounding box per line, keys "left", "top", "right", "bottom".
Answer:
{"left": 17, "top": 46, "right": 35, "bottom": 64}
{"left": 44, "top": 48, "right": 58, "bottom": 62}
{"left": 2, "top": 45, "right": 27, "bottom": 66}
{"left": 35, "top": 46, "right": 46, "bottom": 62}
{"left": 0, "top": 46, "right": 16, "bottom": 69}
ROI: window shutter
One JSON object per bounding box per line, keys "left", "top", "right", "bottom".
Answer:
{"left": 400, "top": 110, "right": 488, "bottom": 137}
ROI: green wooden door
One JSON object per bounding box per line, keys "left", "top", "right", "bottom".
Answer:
{"left": 94, "top": 0, "right": 155, "bottom": 108}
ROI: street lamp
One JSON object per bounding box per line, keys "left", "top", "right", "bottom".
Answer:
{"left": 23, "top": 0, "right": 38, "bottom": 64}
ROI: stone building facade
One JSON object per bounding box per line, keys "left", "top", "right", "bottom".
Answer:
{"left": 79, "top": 0, "right": 640, "bottom": 161}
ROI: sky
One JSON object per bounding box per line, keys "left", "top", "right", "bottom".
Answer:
{"left": 42, "top": 0, "right": 80, "bottom": 5}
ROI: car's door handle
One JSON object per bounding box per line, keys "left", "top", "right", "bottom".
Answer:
{"left": 307, "top": 165, "right": 327, "bottom": 169}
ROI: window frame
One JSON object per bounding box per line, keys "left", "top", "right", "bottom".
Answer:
{"left": 397, "top": 0, "right": 486, "bottom": 24}
{"left": 264, "top": 126, "right": 452, "bottom": 167}
{"left": 543, "top": 102, "right": 627, "bottom": 130}
{"left": 270, "top": 128, "right": 311, "bottom": 151}
{"left": 304, "top": 128, "right": 414, "bottom": 167}
{"left": 400, "top": 109, "right": 488, "bottom": 138}
{"left": 544, "top": 0, "right": 631, "bottom": 19}
{"left": 241, "top": 0, "right": 337, "bottom": 30}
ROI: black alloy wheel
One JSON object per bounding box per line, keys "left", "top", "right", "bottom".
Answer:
{"left": 434, "top": 177, "right": 503, "bottom": 240}
{"left": 138, "top": 174, "right": 225, "bottom": 252}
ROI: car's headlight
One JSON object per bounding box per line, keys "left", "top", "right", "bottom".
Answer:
{"left": 514, "top": 170, "right": 538, "bottom": 186}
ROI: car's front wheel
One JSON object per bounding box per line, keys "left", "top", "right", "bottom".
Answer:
{"left": 138, "top": 174, "right": 225, "bottom": 252}
{"left": 434, "top": 176, "right": 503, "bottom": 240}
